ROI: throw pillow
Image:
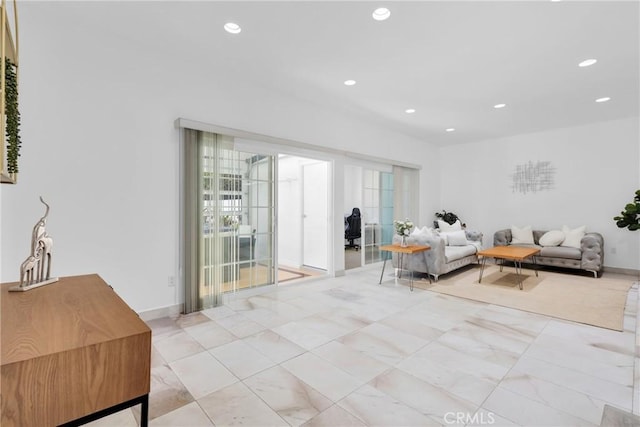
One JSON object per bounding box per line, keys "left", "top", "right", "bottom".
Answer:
{"left": 539, "top": 230, "right": 565, "bottom": 247}
{"left": 438, "top": 219, "right": 462, "bottom": 232}
{"left": 446, "top": 230, "right": 468, "bottom": 246}
{"left": 511, "top": 225, "right": 534, "bottom": 244}
{"left": 411, "top": 226, "right": 426, "bottom": 237}
{"left": 561, "top": 225, "right": 586, "bottom": 249}
{"left": 411, "top": 226, "right": 434, "bottom": 240}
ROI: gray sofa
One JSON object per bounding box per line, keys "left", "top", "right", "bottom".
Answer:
{"left": 493, "top": 229, "right": 604, "bottom": 277}
{"left": 391, "top": 230, "right": 483, "bottom": 281}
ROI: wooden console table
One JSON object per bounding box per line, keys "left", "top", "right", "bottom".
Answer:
{"left": 1, "top": 274, "right": 151, "bottom": 426}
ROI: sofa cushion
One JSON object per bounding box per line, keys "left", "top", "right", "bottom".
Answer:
{"left": 561, "top": 225, "right": 586, "bottom": 249}
{"left": 539, "top": 230, "right": 565, "bottom": 246}
{"left": 445, "top": 245, "right": 477, "bottom": 263}
{"left": 511, "top": 225, "right": 534, "bottom": 244}
{"left": 438, "top": 219, "right": 462, "bottom": 232}
{"left": 444, "top": 230, "right": 467, "bottom": 246}
{"left": 539, "top": 246, "right": 582, "bottom": 259}
{"left": 411, "top": 226, "right": 436, "bottom": 239}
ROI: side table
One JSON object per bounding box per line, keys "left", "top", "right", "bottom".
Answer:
{"left": 379, "top": 244, "right": 431, "bottom": 291}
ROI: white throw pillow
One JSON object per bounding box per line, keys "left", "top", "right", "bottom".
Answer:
{"left": 445, "top": 230, "right": 468, "bottom": 246}
{"left": 438, "top": 219, "right": 462, "bottom": 232}
{"left": 411, "top": 226, "right": 434, "bottom": 239}
{"left": 561, "top": 225, "right": 586, "bottom": 249}
{"left": 411, "top": 226, "right": 426, "bottom": 237}
{"left": 539, "top": 230, "right": 565, "bottom": 247}
{"left": 511, "top": 225, "right": 534, "bottom": 244}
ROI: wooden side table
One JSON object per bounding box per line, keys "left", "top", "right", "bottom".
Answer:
{"left": 379, "top": 244, "right": 431, "bottom": 291}
{"left": 1, "top": 274, "right": 151, "bottom": 426}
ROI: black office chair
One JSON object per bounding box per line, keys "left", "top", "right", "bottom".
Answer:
{"left": 345, "top": 207, "right": 362, "bottom": 250}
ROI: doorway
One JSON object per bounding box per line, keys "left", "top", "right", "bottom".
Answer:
{"left": 344, "top": 166, "right": 394, "bottom": 270}
{"left": 277, "top": 155, "right": 330, "bottom": 281}
{"left": 182, "top": 130, "right": 276, "bottom": 312}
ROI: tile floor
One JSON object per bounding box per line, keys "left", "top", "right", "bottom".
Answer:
{"left": 88, "top": 265, "right": 639, "bottom": 427}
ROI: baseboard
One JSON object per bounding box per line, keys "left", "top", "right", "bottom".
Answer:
{"left": 603, "top": 266, "right": 640, "bottom": 278}
{"left": 137, "top": 303, "right": 183, "bottom": 321}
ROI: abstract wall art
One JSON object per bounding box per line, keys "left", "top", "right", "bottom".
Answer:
{"left": 510, "top": 160, "right": 556, "bottom": 194}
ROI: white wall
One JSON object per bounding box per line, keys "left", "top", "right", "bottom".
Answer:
{"left": 343, "top": 165, "right": 363, "bottom": 218}
{"left": 440, "top": 117, "right": 640, "bottom": 270}
{"left": 0, "top": 2, "right": 436, "bottom": 312}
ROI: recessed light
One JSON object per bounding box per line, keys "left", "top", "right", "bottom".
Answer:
{"left": 494, "top": 103, "right": 507, "bottom": 109}
{"left": 578, "top": 59, "right": 597, "bottom": 67}
{"left": 550, "top": 0, "right": 562, "bottom": 2}
{"left": 595, "top": 97, "right": 611, "bottom": 103}
{"left": 446, "top": 128, "right": 456, "bottom": 132}
{"left": 405, "top": 108, "right": 416, "bottom": 114}
{"left": 344, "top": 80, "right": 356, "bottom": 86}
{"left": 224, "top": 22, "right": 241, "bottom": 34}
{"left": 372, "top": 7, "right": 391, "bottom": 21}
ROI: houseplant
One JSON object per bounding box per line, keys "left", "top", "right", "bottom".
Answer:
{"left": 434, "top": 210, "right": 466, "bottom": 228}
{"left": 613, "top": 190, "right": 640, "bottom": 231}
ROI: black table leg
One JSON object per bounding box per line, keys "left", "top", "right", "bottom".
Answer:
{"left": 379, "top": 253, "right": 388, "bottom": 284}
{"left": 478, "top": 257, "right": 488, "bottom": 283}
{"left": 141, "top": 394, "right": 149, "bottom": 427}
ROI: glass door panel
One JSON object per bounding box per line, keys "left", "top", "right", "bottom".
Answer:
{"left": 380, "top": 172, "right": 394, "bottom": 248}
{"left": 363, "top": 169, "right": 394, "bottom": 264}
{"left": 192, "top": 131, "right": 275, "bottom": 310}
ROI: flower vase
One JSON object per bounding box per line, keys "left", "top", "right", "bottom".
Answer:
{"left": 401, "top": 236, "right": 408, "bottom": 247}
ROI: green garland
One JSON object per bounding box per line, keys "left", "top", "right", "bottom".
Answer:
{"left": 4, "top": 57, "right": 20, "bottom": 174}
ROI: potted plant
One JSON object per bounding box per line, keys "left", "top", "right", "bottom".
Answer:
{"left": 614, "top": 190, "right": 640, "bottom": 231}
{"left": 434, "top": 210, "right": 466, "bottom": 228}
{"left": 393, "top": 219, "right": 414, "bottom": 247}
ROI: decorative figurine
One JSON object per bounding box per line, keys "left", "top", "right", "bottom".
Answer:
{"left": 10, "top": 197, "right": 59, "bottom": 291}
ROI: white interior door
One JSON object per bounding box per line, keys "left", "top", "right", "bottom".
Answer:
{"left": 303, "top": 162, "right": 328, "bottom": 270}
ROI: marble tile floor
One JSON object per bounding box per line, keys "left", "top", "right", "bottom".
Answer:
{"left": 88, "top": 266, "right": 640, "bottom": 427}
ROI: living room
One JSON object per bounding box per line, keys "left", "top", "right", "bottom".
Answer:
{"left": 1, "top": 1, "right": 639, "bottom": 426}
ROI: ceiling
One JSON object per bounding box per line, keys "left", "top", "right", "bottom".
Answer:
{"left": 48, "top": 1, "right": 640, "bottom": 145}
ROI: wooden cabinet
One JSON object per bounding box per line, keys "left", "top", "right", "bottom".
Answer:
{"left": 1, "top": 274, "right": 151, "bottom": 426}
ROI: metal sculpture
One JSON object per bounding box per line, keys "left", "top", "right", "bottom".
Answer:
{"left": 10, "top": 196, "right": 59, "bottom": 291}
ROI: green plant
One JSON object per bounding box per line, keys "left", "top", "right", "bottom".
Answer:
{"left": 614, "top": 190, "right": 640, "bottom": 231}
{"left": 4, "top": 58, "right": 21, "bottom": 174}
{"left": 434, "top": 210, "right": 466, "bottom": 227}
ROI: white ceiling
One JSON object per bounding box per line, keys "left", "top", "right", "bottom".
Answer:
{"left": 51, "top": 1, "right": 640, "bottom": 145}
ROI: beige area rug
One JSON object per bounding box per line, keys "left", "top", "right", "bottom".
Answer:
{"left": 407, "top": 265, "right": 634, "bottom": 331}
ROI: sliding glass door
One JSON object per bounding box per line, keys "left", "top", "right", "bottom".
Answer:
{"left": 362, "top": 169, "right": 394, "bottom": 265}
{"left": 183, "top": 129, "right": 275, "bottom": 312}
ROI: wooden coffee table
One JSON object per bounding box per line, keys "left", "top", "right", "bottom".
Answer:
{"left": 477, "top": 246, "right": 540, "bottom": 290}
{"left": 379, "top": 244, "right": 431, "bottom": 291}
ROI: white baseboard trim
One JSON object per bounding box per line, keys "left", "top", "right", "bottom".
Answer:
{"left": 604, "top": 266, "right": 640, "bottom": 278}
{"left": 138, "top": 303, "right": 183, "bottom": 321}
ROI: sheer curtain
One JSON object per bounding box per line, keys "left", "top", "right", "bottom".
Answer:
{"left": 393, "top": 165, "right": 419, "bottom": 227}
{"left": 181, "top": 128, "right": 275, "bottom": 314}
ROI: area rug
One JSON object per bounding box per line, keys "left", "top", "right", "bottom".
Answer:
{"left": 407, "top": 265, "right": 634, "bottom": 331}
